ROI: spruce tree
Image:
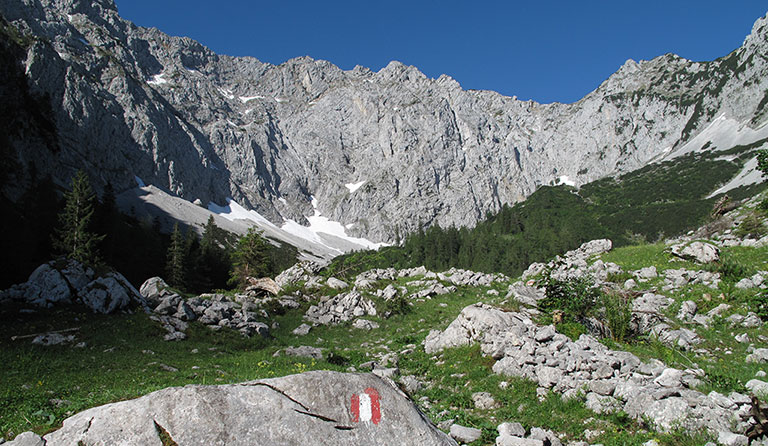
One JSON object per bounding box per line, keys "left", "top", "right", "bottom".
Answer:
{"left": 230, "top": 226, "right": 270, "bottom": 288}
{"left": 52, "top": 170, "right": 104, "bottom": 265}
{"left": 166, "top": 223, "right": 187, "bottom": 289}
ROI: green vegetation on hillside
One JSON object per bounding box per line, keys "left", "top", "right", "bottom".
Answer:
{"left": 326, "top": 146, "right": 766, "bottom": 280}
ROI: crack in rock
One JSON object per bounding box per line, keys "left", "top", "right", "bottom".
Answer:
{"left": 244, "top": 382, "right": 355, "bottom": 430}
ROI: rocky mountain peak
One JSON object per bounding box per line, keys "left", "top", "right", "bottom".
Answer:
{"left": 2, "top": 2, "right": 767, "bottom": 252}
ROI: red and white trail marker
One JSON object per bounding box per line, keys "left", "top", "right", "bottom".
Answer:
{"left": 350, "top": 387, "right": 382, "bottom": 425}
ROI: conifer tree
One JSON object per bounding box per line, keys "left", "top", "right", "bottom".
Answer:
{"left": 230, "top": 226, "right": 270, "bottom": 288}
{"left": 166, "top": 223, "right": 187, "bottom": 289}
{"left": 52, "top": 170, "right": 104, "bottom": 265}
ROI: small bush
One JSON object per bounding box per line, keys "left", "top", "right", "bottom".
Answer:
{"left": 383, "top": 294, "right": 411, "bottom": 316}
{"left": 708, "top": 252, "right": 751, "bottom": 284}
{"left": 601, "top": 291, "right": 633, "bottom": 342}
{"left": 325, "top": 350, "right": 349, "bottom": 366}
{"left": 605, "top": 271, "right": 634, "bottom": 285}
{"left": 746, "top": 290, "right": 768, "bottom": 320}
{"left": 537, "top": 273, "right": 600, "bottom": 322}
{"left": 734, "top": 212, "right": 767, "bottom": 238}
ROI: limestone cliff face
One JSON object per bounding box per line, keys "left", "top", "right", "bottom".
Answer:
{"left": 2, "top": 0, "right": 767, "bottom": 242}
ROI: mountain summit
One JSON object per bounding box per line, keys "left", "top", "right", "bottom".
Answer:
{"left": 1, "top": 1, "right": 767, "bottom": 249}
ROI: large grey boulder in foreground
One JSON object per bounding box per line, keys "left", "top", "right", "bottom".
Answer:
{"left": 10, "top": 371, "right": 456, "bottom": 446}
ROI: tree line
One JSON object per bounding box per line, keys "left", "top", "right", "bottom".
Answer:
{"left": 0, "top": 167, "right": 296, "bottom": 292}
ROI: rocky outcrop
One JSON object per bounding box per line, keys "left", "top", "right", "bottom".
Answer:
{"left": 2, "top": 1, "right": 768, "bottom": 243}
{"left": 139, "top": 277, "right": 273, "bottom": 340}
{"left": 6, "top": 371, "right": 457, "bottom": 446}
{"left": 425, "top": 304, "right": 755, "bottom": 437}
{"left": 0, "top": 259, "right": 144, "bottom": 313}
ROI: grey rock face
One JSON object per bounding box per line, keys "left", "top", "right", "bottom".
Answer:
{"left": 19, "top": 371, "right": 456, "bottom": 446}
{"left": 3, "top": 1, "right": 768, "bottom": 243}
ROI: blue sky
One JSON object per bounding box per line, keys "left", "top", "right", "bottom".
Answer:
{"left": 115, "top": 1, "right": 767, "bottom": 104}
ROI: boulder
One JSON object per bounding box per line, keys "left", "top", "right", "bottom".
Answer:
{"left": 23, "top": 371, "right": 456, "bottom": 445}
{"left": 450, "top": 424, "right": 482, "bottom": 443}
{"left": 284, "top": 346, "right": 324, "bottom": 360}
{"left": 352, "top": 319, "right": 380, "bottom": 330}
{"left": 139, "top": 276, "right": 171, "bottom": 303}
{"left": 245, "top": 277, "right": 282, "bottom": 295}
{"left": 4, "top": 432, "right": 45, "bottom": 446}
{"left": 327, "top": 277, "right": 349, "bottom": 290}
{"left": 79, "top": 273, "right": 140, "bottom": 314}
{"left": 670, "top": 241, "right": 720, "bottom": 264}
{"left": 2, "top": 260, "right": 143, "bottom": 313}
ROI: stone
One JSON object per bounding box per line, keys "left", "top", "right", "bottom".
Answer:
{"left": 498, "top": 422, "right": 526, "bottom": 438}
{"left": 636, "top": 266, "right": 658, "bottom": 281}
{"left": 746, "top": 379, "right": 768, "bottom": 396}
{"left": 3, "top": 432, "right": 45, "bottom": 446}
{"left": 747, "top": 349, "right": 768, "bottom": 363}
{"left": 140, "top": 276, "right": 171, "bottom": 303}
{"left": 450, "top": 424, "right": 482, "bottom": 443}
{"left": 677, "top": 300, "right": 698, "bottom": 321}
{"left": 399, "top": 375, "right": 424, "bottom": 394}
{"left": 36, "top": 371, "right": 457, "bottom": 445}
{"left": 670, "top": 241, "right": 720, "bottom": 263}
{"left": 372, "top": 366, "right": 399, "bottom": 380}
{"left": 717, "top": 431, "right": 748, "bottom": 446}
{"left": 352, "top": 319, "right": 380, "bottom": 330}
{"left": 585, "top": 392, "right": 622, "bottom": 414}
{"left": 654, "top": 368, "right": 683, "bottom": 387}
{"left": 292, "top": 323, "right": 312, "bottom": 336}
{"left": 326, "top": 277, "right": 349, "bottom": 290}
{"left": 534, "top": 325, "right": 556, "bottom": 342}
{"left": 245, "top": 277, "right": 281, "bottom": 295}
{"left": 496, "top": 437, "right": 543, "bottom": 446}
{"left": 31, "top": 333, "right": 76, "bottom": 346}
{"left": 643, "top": 397, "right": 690, "bottom": 432}
{"left": 529, "top": 427, "right": 562, "bottom": 446}
{"left": 472, "top": 392, "right": 499, "bottom": 410}
{"left": 742, "top": 313, "right": 763, "bottom": 328}
{"left": 22, "top": 263, "right": 73, "bottom": 307}
{"left": 283, "top": 346, "right": 324, "bottom": 360}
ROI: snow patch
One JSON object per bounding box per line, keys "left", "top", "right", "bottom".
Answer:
{"left": 148, "top": 72, "right": 168, "bottom": 86}
{"left": 134, "top": 176, "right": 146, "bottom": 187}
{"left": 274, "top": 96, "right": 287, "bottom": 103}
{"left": 278, "top": 197, "right": 287, "bottom": 204}
{"left": 239, "top": 95, "right": 264, "bottom": 103}
{"left": 218, "top": 88, "right": 235, "bottom": 100}
{"left": 345, "top": 180, "right": 366, "bottom": 193}
{"left": 208, "top": 198, "right": 277, "bottom": 229}
{"left": 281, "top": 197, "right": 387, "bottom": 252}
{"left": 556, "top": 175, "right": 576, "bottom": 187}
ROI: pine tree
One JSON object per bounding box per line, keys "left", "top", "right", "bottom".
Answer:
{"left": 52, "top": 170, "right": 104, "bottom": 265}
{"left": 166, "top": 223, "right": 187, "bottom": 289}
{"left": 230, "top": 226, "right": 270, "bottom": 288}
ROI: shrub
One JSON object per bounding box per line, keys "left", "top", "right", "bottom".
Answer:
{"left": 712, "top": 253, "right": 751, "bottom": 283}
{"left": 734, "top": 212, "right": 767, "bottom": 238}
{"left": 601, "top": 291, "right": 633, "bottom": 342}
{"left": 383, "top": 294, "right": 411, "bottom": 317}
{"left": 747, "top": 290, "right": 768, "bottom": 321}
{"left": 537, "top": 273, "right": 600, "bottom": 322}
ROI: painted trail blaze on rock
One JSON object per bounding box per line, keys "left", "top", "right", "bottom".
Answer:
{"left": 351, "top": 387, "right": 381, "bottom": 424}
